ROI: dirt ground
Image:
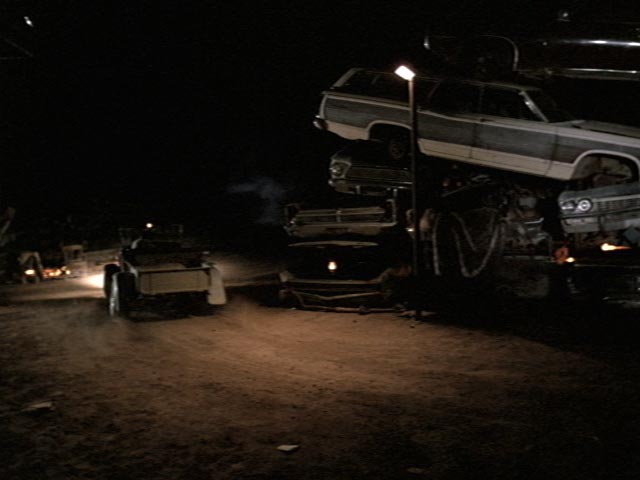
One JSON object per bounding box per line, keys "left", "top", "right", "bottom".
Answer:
{"left": 1, "top": 253, "right": 640, "bottom": 479}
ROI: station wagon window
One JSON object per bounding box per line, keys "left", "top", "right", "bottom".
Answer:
{"left": 526, "top": 90, "right": 574, "bottom": 123}
{"left": 336, "top": 70, "right": 437, "bottom": 105}
{"left": 429, "top": 82, "right": 481, "bottom": 115}
{"left": 336, "top": 71, "right": 406, "bottom": 101}
{"left": 480, "top": 87, "right": 539, "bottom": 121}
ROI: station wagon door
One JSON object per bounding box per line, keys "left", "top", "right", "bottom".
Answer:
{"left": 421, "top": 81, "right": 481, "bottom": 162}
{"left": 473, "top": 86, "right": 555, "bottom": 176}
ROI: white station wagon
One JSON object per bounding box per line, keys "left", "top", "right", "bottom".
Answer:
{"left": 315, "top": 68, "right": 640, "bottom": 236}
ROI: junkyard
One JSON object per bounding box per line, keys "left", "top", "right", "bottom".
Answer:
{"left": 2, "top": 253, "right": 640, "bottom": 480}
{"left": 3, "top": 2, "right": 640, "bottom": 479}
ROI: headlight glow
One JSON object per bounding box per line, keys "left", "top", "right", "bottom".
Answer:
{"left": 83, "top": 273, "right": 104, "bottom": 289}
{"left": 24, "top": 269, "right": 36, "bottom": 276}
{"left": 327, "top": 260, "right": 338, "bottom": 272}
{"left": 601, "top": 243, "right": 631, "bottom": 252}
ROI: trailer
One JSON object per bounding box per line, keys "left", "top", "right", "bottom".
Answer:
{"left": 103, "top": 225, "right": 226, "bottom": 317}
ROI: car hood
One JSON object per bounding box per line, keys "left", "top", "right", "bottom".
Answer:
{"left": 558, "top": 181, "right": 640, "bottom": 203}
{"left": 570, "top": 120, "right": 640, "bottom": 139}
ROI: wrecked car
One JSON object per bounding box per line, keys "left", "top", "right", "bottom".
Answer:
{"left": 280, "top": 199, "right": 411, "bottom": 311}
{"left": 559, "top": 181, "right": 640, "bottom": 234}
{"left": 279, "top": 238, "right": 411, "bottom": 312}
{"left": 329, "top": 140, "right": 411, "bottom": 195}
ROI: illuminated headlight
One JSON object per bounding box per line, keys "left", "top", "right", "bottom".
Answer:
{"left": 329, "top": 163, "right": 347, "bottom": 178}
{"left": 576, "top": 198, "right": 593, "bottom": 213}
{"left": 327, "top": 260, "right": 338, "bottom": 272}
{"left": 560, "top": 200, "right": 576, "bottom": 212}
{"left": 24, "top": 269, "right": 36, "bottom": 276}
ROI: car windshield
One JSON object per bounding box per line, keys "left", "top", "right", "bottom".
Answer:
{"left": 527, "top": 90, "right": 574, "bottom": 123}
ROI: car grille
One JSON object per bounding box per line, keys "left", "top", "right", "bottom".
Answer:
{"left": 594, "top": 196, "right": 640, "bottom": 213}
{"left": 346, "top": 166, "right": 411, "bottom": 184}
{"left": 298, "top": 213, "right": 390, "bottom": 223}
{"left": 286, "top": 281, "right": 380, "bottom": 293}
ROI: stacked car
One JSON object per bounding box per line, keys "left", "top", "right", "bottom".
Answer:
{"left": 310, "top": 15, "right": 640, "bottom": 302}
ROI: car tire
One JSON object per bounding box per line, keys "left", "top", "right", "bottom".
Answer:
{"left": 385, "top": 130, "right": 410, "bottom": 164}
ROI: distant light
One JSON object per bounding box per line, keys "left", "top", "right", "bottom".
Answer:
{"left": 327, "top": 260, "right": 337, "bottom": 272}
{"left": 145, "top": 222, "right": 154, "bottom": 229}
{"left": 395, "top": 65, "right": 416, "bottom": 81}
{"left": 24, "top": 16, "right": 33, "bottom": 27}
{"left": 565, "top": 257, "right": 576, "bottom": 263}
{"left": 601, "top": 243, "right": 631, "bottom": 252}
{"left": 24, "top": 269, "right": 36, "bottom": 275}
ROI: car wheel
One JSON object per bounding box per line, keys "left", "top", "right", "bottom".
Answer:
{"left": 386, "top": 131, "right": 410, "bottom": 164}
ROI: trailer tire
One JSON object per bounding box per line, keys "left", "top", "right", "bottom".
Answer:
{"left": 103, "top": 264, "right": 121, "bottom": 298}
{"left": 108, "top": 272, "right": 135, "bottom": 318}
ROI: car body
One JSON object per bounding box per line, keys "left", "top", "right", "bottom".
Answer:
{"left": 315, "top": 67, "right": 640, "bottom": 235}
{"left": 316, "top": 67, "right": 640, "bottom": 182}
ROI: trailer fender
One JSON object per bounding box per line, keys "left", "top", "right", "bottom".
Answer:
{"left": 207, "top": 266, "right": 227, "bottom": 305}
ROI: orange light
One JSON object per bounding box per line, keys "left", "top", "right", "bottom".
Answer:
{"left": 601, "top": 243, "right": 631, "bottom": 252}
{"left": 43, "top": 268, "right": 63, "bottom": 278}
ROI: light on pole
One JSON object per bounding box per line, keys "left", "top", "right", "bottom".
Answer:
{"left": 394, "top": 65, "right": 422, "bottom": 318}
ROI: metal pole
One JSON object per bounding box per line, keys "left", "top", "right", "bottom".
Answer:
{"left": 409, "top": 77, "right": 422, "bottom": 320}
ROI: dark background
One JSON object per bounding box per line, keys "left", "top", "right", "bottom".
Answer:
{"left": 2, "top": 1, "right": 640, "bottom": 249}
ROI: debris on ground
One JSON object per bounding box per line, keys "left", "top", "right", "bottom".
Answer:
{"left": 407, "top": 467, "right": 427, "bottom": 474}
{"left": 277, "top": 444, "right": 300, "bottom": 453}
{"left": 21, "top": 401, "right": 55, "bottom": 413}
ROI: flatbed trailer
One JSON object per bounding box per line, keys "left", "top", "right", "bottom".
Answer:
{"left": 103, "top": 225, "right": 226, "bottom": 317}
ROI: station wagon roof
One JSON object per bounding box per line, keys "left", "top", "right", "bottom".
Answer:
{"left": 352, "top": 67, "right": 542, "bottom": 93}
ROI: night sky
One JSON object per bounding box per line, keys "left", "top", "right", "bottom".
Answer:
{"left": 2, "top": 1, "right": 639, "bottom": 247}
